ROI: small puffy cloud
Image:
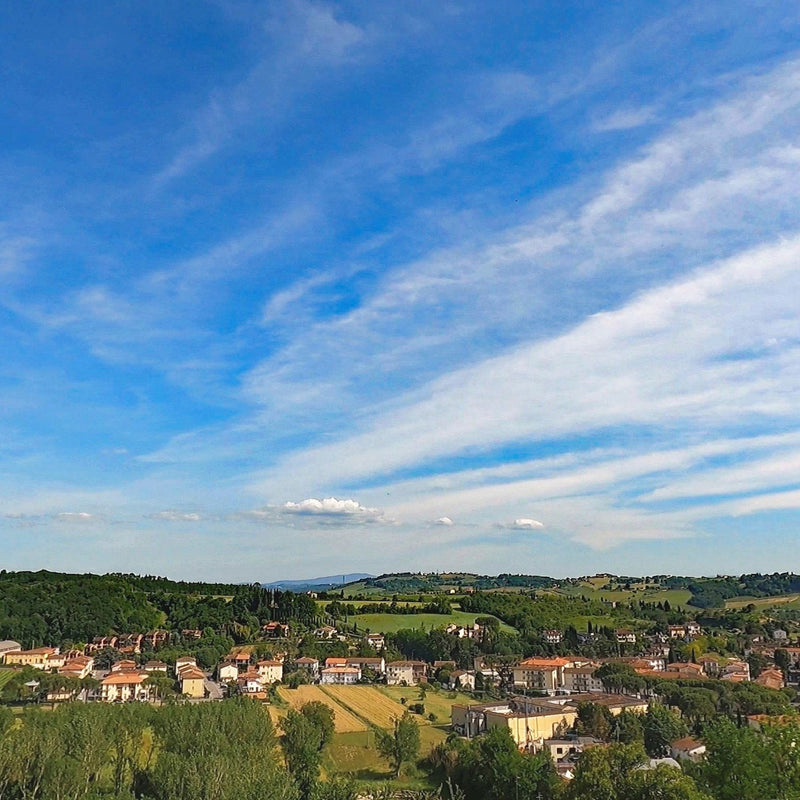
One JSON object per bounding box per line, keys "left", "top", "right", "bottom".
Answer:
{"left": 242, "top": 497, "right": 391, "bottom": 527}
{"left": 150, "top": 510, "right": 203, "bottom": 522}
{"left": 505, "top": 518, "right": 545, "bottom": 530}
{"left": 283, "top": 497, "right": 378, "bottom": 516}
{"left": 54, "top": 512, "right": 97, "bottom": 524}
{"left": 435, "top": 516, "right": 455, "bottom": 526}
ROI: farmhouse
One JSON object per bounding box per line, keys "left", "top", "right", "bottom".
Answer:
{"left": 449, "top": 670, "right": 477, "bottom": 691}
{"left": 671, "top": 736, "right": 706, "bottom": 762}
{"left": 262, "top": 622, "right": 290, "bottom": 638}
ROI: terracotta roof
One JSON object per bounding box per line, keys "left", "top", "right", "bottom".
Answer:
{"left": 257, "top": 660, "right": 282, "bottom": 667}
{"left": 180, "top": 668, "right": 206, "bottom": 681}
{"left": 517, "top": 658, "right": 572, "bottom": 668}
{"left": 102, "top": 672, "right": 146, "bottom": 685}
{"left": 322, "top": 666, "right": 360, "bottom": 674}
{"left": 672, "top": 736, "right": 704, "bottom": 750}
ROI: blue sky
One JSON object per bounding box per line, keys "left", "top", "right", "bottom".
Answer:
{"left": 2, "top": 1, "right": 800, "bottom": 581}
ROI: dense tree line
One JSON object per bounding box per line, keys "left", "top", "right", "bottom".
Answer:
{"left": 0, "top": 572, "right": 317, "bottom": 648}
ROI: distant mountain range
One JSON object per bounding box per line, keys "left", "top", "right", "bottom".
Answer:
{"left": 262, "top": 573, "right": 374, "bottom": 591}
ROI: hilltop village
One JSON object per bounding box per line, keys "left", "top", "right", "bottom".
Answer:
{"left": 2, "top": 570, "right": 800, "bottom": 797}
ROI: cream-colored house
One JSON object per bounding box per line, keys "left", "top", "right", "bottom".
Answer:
{"left": 386, "top": 661, "right": 427, "bottom": 685}
{"left": 180, "top": 667, "right": 206, "bottom": 698}
{"left": 175, "top": 656, "right": 198, "bottom": 674}
{"left": 562, "top": 665, "right": 604, "bottom": 693}
{"left": 100, "top": 671, "right": 150, "bottom": 702}
{"left": 59, "top": 655, "right": 94, "bottom": 680}
{"left": 452, "top": 699, "right": 576, "bottom": 748}
{"left": 512, "top": 658, "right": 572, "bottom": 692}
{"left": 256, "top": 660, "right": 283, "bottom": 684}
{"left": 4, "top": 647, "right": 58, "bottom": 670}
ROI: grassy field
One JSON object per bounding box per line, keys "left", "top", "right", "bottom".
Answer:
{"left": 725, "top": 594, "right": 800, "bottom": 609}
{"left": 278, "top": 685, "right": 366, "bottom": 732}
{"left": 352, "top": 610, "right": 515, "bottom": 634}
{"left": 376, "top": 685, "right": 473, "bottom": 725}
{"left": 558, "top": 581, "right": 695, "bottom": 608}
{"left": 322, "top": 727, "right": 446, "bottom": 786}
{"left": 0, "top": 669, "right": 17, "bottom": 690}
{"left": 277, "top": 683, "right": 453, "bottom": 786}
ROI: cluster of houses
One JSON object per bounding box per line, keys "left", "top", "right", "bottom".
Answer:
{"left": 218, "top": 653, "right": 284, "bottom": 699}
{"left": 451, "top": 691, "right": 713, "bottom": 777}
{"left": 509, "top": 653, "right": 760, "bottom": 694}
{"left": 0, "top": 640, "right": 208, "bottom": 702}
{"left": 214, "top": 652, "right": 430, "bottom": 690}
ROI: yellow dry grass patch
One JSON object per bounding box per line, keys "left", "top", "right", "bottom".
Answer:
{"left": 321, "top": 685, "right": 408, "bottom": 729}
{"left": 278, "top": 685, "right": 366, "bottom": 732}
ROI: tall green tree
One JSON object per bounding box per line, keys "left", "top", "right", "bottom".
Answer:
{"left": 642, "top": 704, "right": 687, "bottom": 757}
{"left": 376, "top": 712, "right": 421, "bottom": 778}
{"left": 281, "top": 710, "right": 324, "bottom": 797}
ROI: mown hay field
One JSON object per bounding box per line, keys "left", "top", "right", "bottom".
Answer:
{"left": 278, "top": 685, "right": 366, "bottom": 732}
{"left": 320, "top": 685, "right": 408, "bottom": 729}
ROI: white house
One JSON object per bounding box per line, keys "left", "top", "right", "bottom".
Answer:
{"left": 321, "top": 666, "right": 360, "bottom": 684}
{"left": 100, "top": 671, "right": 150, "bottom": 703}
{"left": 218, "top": 662, "right": 239, "bottom": 683}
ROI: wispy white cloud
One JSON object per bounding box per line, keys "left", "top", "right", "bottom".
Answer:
{"left": 54, "top": 511, "right": 99, "bottom": 524}
{"left": 153, "top": 0, "right": 370, "bottom": 186}
{"left": 251, "top": 234, "right": 800, "bottom": 496}
{"left": 150, "top": 510, "right": 204, "bottom": 522}
{"left": 592, "top": 105, "right": 659, "bottom": 132}
{"left": 233, "top": 56, "right": 800, "bottom": 446}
